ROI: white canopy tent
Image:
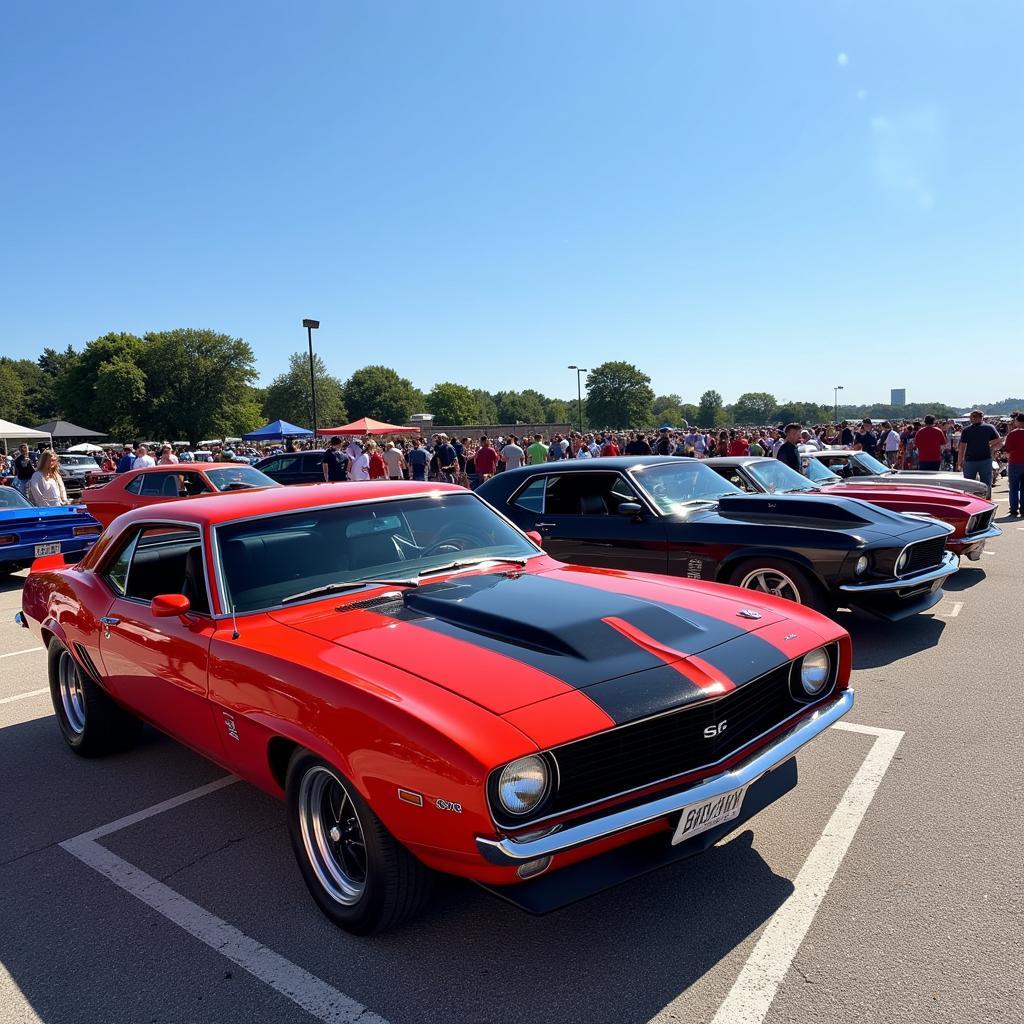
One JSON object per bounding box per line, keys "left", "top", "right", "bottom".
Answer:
{"left": 66, "top": 442, "right": 104, "bottom": 453}
{"left": 0, "top": 418, "right": 51, "bottom": 447}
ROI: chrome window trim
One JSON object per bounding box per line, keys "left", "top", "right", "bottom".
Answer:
{"left": 209, "top": 489, "right": 545, "bottom": 620}
{"left": 488, "top": 648, "right": 840, "bottom": 831}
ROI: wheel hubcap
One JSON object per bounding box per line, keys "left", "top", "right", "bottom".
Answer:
{"left": 58, "top": 650, "right": 86, "bottom": 735}
{"left": 298, "top": 766, "right": 367, "bottom": 906}
{"left": 738, "top": 568, "right": 801, "bottom": 603}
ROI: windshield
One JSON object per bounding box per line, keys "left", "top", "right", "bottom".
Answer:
{"left": 853, "top": 451, "right": 893, "bottom": 475}
{"left": 746, "top": 460, "right": 819, "bottom": 494}
{"left": 217, "top": 492, "right": 539, "bottom": 612}
{"left": 205, "top": 466, "right": 278, "bottom": 491}
{"left": 803, "top": 459, "right": 843, "bottom": 485}
{"left": 60, "top": 456, "right": 98, "bottom": 467}
{"left": 0, "top": 486, "right": 31, "bottom": 509}
{"left": 632, "top": 461, "right": 742, "bottom": 513}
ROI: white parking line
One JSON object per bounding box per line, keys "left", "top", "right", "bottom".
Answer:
{"left": 0, "top": 686, "right": 49, "bottom": 705}
{"left": 61, "top": 777, "right": 389, "bottom": 1024}
{"left": 942, "top": 602, "right": 964, "bottom": 618}
{"left": 0, "top": 646, "right": 43, "bottom": 659}
{"left": 711, "top": 721, "right": 903, "bottom": 1024}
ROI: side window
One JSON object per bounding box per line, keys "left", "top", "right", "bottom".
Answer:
{"left": 545, "top": 473, "right": 641, "bottom": 516}
{"left": 103, "top": 532, "right": 140, "bottom": 596}
{"left": 123, "top": 525, "right": 209, "bottom": 614}
{"left": 124, "top": 476, "right": 144, "bottom": 495}
{"left": 138, "top": 473, "right": 177, "bottom": 496}
{"left": 260, "top": 457, "right": 289, "bottom": 474}
{"left": 711, "top": 467, "right": 749, "bottom": 491}
{"left": 513, "top": 477, "right": 546, "bottom": 513}
{"left": 180, "top": 473, "right": 211, "bottom": 497}
{"left": 606, "top": 475, "right": 643, "bottom": 513}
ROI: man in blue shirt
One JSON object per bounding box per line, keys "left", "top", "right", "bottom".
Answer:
{"left": 853, "top": 419, "right": 878, "bottom": 457}
{"left": 115, "top": 445, "right": 135, "bottom": 473}
{"left": 406, "top": 439, "right": 429, "bottom": 482}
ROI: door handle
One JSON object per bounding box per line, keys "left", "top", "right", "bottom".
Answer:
{"left": 535, "top": 522, "right": 556, "bottom": 528}
{"left": 100, "top": 615, "right": 120, "bottom": 639}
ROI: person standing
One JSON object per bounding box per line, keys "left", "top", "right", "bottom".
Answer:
{"left": 406, "top": 439, "right": 429, "bottom": 482}
{"left": 775, "top": 423, "right": 802, "bottom": 472}
{"left": 321, "top": 437, "right": 349, "bottom": 482}
{"left": 434, "top": 435, "right": 459, "bottom": 483}
{"left": 28, "top": 450, "right": 68, "bottom": 506}
{"left": 383, "top": 442, "right": 406, "bottom": 480}
{"left": 853, "top": 419, "right": 878, "bottom": 458}
{"left": 526, "top": 435, "right": 549, "bottom": 465}
{"left": 474, "top": 437, "right": 499, "bottom": 481}
{"left": 839, "top": 421, "right": 855, "bottom": 447}
{"left": 913, "top": 416, "right": 946, "bottom": 471}
{"left": 132, "top": 444, "right": 156, "bottom": 469}
{"left": 349, "top": 445, "right": 372, "bottom": 481}
{"left": 1003, "top": 412, "right": 1024, "bottom": 516}
{"left": 12, "top": 444, "right": 36, "bottom": 497}
{"left": 500, "top": 435, "right": 525, "bottom": 471}
{"left": 157, "top": 444, "right": 179, "bottom": 465}
{"left": 366, "top": 441, "right": 388, "bottom": 480}
{"left": 958, "top": 410, "right": 1000, "bottom": 493}
{"left": 879, "top": 422, "right": 900, "bottom": 467}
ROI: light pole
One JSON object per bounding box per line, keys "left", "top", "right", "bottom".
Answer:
{"left": 833, "top": 385, "right": 844, "bottom": 423}
{"left": 568, "top": 365, "right": 587, "bottom": 434}
{"left": 303, "top": 319, "right": 320, "bottom": 437}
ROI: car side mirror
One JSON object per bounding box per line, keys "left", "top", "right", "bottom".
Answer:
{"left": 618, "top": 502, "right": 643, "bottom": 516}
{"left": 151, "top": 593, "right": 191, "bottom": 618}
{"left": 526, "top": 530, "right": 544, "bottom": 547}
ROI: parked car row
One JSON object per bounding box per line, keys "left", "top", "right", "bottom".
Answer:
{"left": 10, "top": 450, "right": 998, "bottom": 935}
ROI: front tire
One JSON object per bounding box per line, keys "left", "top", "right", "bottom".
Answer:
{"left": 47, "top": 640, "right": 142, "bottom": 756}
{"left": 285, "top": 751, "right": 433, "bottom": 934}
{"left": 726, "top": 557, "right": 827, "bottom": 612}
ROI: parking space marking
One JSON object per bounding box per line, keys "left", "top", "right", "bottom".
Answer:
{"left": 61, "top": 777, "right": 389, "bottom": 1024}
{"left": 0, "top": 646, "right": 43, "bottom": 659}
{"left": 711, "top": 721, "right": 903, "bottom": 1024}
{"left": 942, "top": 602, "right": 964, "bottom": 618}
{"left": 0, "top": 686, "right": 49, "bottom": 705}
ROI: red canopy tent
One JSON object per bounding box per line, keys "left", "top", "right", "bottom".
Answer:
{"left": 319, "top": 417, "right": 419, "bottom": 436}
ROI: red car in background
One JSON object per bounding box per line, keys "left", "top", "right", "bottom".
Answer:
{"left": 706, "top": 457, "right": 1000, "bottom": 561}
{"left": 82, "top": 463, "right": 279, "bottom": 527}
{"left": 17, "top": 482, "right": 852, "bottom": 932}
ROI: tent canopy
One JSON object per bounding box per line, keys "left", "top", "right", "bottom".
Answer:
{"left": 241, "top": 419, "right": 314, "bottom": 442}
{"left": 66, "top": 442, "right": 104, "bottom": 453}
{"left": 35, "top": 419, "right": 107, "bottom": 438}
{"left": 320, "top": 417, "right": 419, "bottom": 436}
{"left": 0, "top": 418, "right": 51, "bottom": 442}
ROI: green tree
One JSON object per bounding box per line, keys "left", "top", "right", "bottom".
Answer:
{"left": 262, "top": 352, "right": 346, "bottom": 430}
{"left": 0, "top": 361, "right": 27, "bottom": 423}
{"left": 652, "top": 394, "right": 683, "bottom": 417}
{"left": 34, "top": 346, "right": 79, "bottom": 420}
{"left": 697, "top": 389, "right": 724, "bottom": 429}
{"left": 471, "top": 388, "right": 498, "bottom": 424}
{"left": 494, "top": 390, "right": 546, "bottom": 424}
{"left": 58, "top": 332, "right": 145, "bottom": 429}
{"left": 731, "top": 391, "right": 777, "bottom": 425}
{"left": 544, "top": 398, "right": 569, "bottom": 424}
{"left": 94, "top": 357, "right": 147, "bottom": 440}
{"left": 141, "top": 328, "right": 261, "bottom": 444}
{"left": 679, "top": 403, "right": 698, "bottom": 426}
{"left": 342, "top": 365, "right": 420, "bottom": 424}
{"left": 425, "top": 382, "right": 478, "bottom": 425}
{"left": 584, "top": 361, "right": 655, "bottom": 428}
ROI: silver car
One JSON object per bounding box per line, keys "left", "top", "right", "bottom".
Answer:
{"left": 803, "top": 450, "right": 990, "bottom": 498}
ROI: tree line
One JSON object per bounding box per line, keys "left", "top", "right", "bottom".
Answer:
{"left": 0, "top": 332, "right": 965, "bottom": 443}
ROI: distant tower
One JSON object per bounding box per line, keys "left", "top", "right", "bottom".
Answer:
{"left": 890, "top": 388, "right": 906, "bottom": 406}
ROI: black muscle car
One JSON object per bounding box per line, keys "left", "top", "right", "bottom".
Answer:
{"left": 477, "top": 457, "right": 959, "bottom": 619}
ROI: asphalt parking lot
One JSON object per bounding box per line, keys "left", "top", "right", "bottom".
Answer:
{"left": 1, "top": 483, "right": 1021, "bottom": 1024}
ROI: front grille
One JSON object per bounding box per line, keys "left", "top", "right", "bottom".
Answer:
{"left": 901, "top": 536, "right": 947, "bottom": 576}
{"left": 525, "top": 649, "right": 838, "bottom": 824}
{"left": 968, "top": 510, "right": 994, "bottom": 535}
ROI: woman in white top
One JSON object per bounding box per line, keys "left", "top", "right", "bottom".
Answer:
{"left": 28, "top": 450, "right": 68, "bottom": 507}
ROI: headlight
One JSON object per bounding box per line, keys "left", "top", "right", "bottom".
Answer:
{"left": 896, "top": 550, "right": 910, "bottom": 574}
{"left": 966, "top": 514, "right": 977, "bottom": 534}
{"left": 496, "top": 755, "right": 550, "bottom": 817}
{"left": 854, "top": 555, "right": 869, "bottom": 575}
{"left": 799, "top": 647, "right": 831, "bottom": 696}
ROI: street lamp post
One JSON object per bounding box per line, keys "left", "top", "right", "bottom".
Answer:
{"left": 568, "top": 365, "right": 587, "bottom": 434}
{"left": 303, "top": 319, "right": 320, "bottom": 437}
{"left": 833, "top": 385, "right": 844, "bottom": 423}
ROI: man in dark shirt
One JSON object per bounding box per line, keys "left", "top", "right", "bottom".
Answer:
{"left": 115, "top": 444, "right": 135, "bottom": 474}
{"left": 776, "top": 423, "right": 802, "bottom": 472}
{"left": 12, "top": 444, "right": 36, "bottom": 497}
{"left": 839, "top": 422, "right": 855, "bottom": 446}
{"left": 625, "top": 432, "right": 652, "bottom": 455}
{"left": 434, "top": 435, "right": 458, "bottom": 483}
{"left": 958, "top": 410, "right": 1000, "bottom": 493}
{"left": 321, "top": 437, "right": 349, "bottom": 481}
{"left": 654, "top": 427, "right": 673, "bottom": 455}
{"left": 406, "top": 439, "right": 429, "bottom": 482}
{"left": 853, "top": 419, "right": 878, "bottom": 457}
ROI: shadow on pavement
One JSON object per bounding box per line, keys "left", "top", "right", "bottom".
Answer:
{"left": 838, "top": 610, "right": 946, "bottom": 669}
{"left": 941, "top": 567, "right": 988, "bottom": 593}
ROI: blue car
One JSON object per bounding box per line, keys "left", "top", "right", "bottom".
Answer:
{"left": 0, "top": 486, "right": 103, "bottom": 575}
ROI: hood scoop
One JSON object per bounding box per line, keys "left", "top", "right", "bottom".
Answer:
{"left": 717, "top": 493, "right": 873, "bottom": 525}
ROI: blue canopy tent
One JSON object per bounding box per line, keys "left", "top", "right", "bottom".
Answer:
{"left": 241, "top": 419, "right": 314, "bottom": 442}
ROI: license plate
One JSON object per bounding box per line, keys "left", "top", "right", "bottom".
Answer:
{"left": 672, "top": 785, "right": 748, "bottom": 845}
{"left": 34, "top": 542, "right": 61, "bottom": 556}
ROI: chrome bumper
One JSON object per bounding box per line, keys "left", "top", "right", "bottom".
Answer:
{"left": 959, "top": 525, "right": 1002, "bottom": 545}
{"left": 475, "top": 688, "right": 854, "bottom": 866}
{"left": 838, "top": 551, "right": 959, "bottom": 592}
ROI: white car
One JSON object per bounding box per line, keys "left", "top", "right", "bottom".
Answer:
{"left": 803, "top": 450, "right": 990, "bottom": 498}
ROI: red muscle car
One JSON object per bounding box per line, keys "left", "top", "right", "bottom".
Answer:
{"left": 706, "top": 457, "right": 1000, "bottom": 561}
{"left": 17, "top": 482, "right": 853, "bottom": 933}
{"left": 81, "top": 463, "right": 279, "bottom": 527}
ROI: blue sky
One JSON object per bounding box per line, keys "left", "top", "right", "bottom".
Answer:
{"left": 2, "top": 1, "right": 1021, "bottom": 407}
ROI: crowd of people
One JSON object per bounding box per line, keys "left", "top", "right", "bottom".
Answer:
{"left": 3, "top": 410, "right": 1022, "bottom": 516}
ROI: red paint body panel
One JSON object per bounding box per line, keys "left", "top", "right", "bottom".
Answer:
{"left": 19, "top": 482, "right": 851, "bottom": 886}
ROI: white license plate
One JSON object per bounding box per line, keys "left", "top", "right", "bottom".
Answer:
{"left": 672, "top": 785, "right": 748, "bottom": 845}
{"left": 34, "top": 542, "right": 61, "bottom": 556}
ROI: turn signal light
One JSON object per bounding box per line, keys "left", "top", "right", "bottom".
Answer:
{"left": 0, "top": 534, "right": 16, "bottom": 546}
{"left": 73, "top": 526, "right": 101, "bottom": 536}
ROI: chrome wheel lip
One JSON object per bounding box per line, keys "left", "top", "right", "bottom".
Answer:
{"left": 738, "top": 567, "right": 802, "bottom": 603}
{"left": 58, "top": 649, "right": 86, "bottom": 736}
{"left": 298, "top": 766, "right": 367, "bottom": 907}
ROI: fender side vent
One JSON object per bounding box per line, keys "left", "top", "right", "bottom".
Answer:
{"left": 74, "top": 643, "right": 102, "bottom": 683}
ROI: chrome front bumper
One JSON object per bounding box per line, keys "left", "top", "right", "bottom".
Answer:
{"left": 475, "top": 688, "right": 854, "bottom": 866}
{"left": 838, "top": 551, "right": 959, "bottom": 592}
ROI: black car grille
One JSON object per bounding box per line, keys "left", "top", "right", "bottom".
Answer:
{"left": 901, "top": 536, "right": 947, "bottom": 576}
{"left": 512, "top": 648, "right": 839, "bottom": 825}
{"left": 968, "top": 509, "right": 994, "bottom": 535}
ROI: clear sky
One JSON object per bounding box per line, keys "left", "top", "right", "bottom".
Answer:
{"left": 2, "top": 1, "right": 1021, "bottom": 407}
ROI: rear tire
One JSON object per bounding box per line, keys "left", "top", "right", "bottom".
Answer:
{"left": 726, "top": 557, "right": 827, "bottom": 612}
{"left": 47, "top": 639, "right": 142, "bottom": 756}
{"left": 285, "top": 750, "right": 433, "bottom": 934}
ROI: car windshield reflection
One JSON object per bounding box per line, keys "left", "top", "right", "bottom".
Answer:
{"left": 633, "top": 462, "right": 742, "bottom": 514}
{"left": 746, "top": 460, "right": 819, "bottom": 494}
{"left": 206, "top": 466, "right": 278, "bottom": 491}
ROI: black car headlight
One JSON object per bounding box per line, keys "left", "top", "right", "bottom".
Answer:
{"left": 896, "top": 550, "right": 911, "bottom": 575}
{"left": 495, "top": 755, "right": 551, "bottom": 817}
{"left": 798, "top": 647, "right": 831, "bottom": 697}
